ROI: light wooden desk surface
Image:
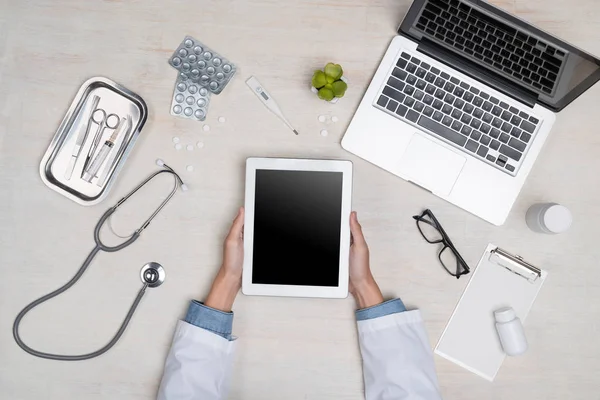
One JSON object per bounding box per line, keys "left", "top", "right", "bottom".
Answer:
{"left": 1, "top": 0, "right": 599, "bottom": 399}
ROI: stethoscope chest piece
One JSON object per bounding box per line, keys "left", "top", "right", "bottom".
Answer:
{"left": 141, "top": 262, "right": 166, "bottom": 288}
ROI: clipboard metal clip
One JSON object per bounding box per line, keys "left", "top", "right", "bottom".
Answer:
{"left": 489, "top": 247, "right": 541, "bottom": 283}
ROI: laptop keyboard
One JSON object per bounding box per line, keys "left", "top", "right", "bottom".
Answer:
{"left": 415, "top": 0, "right": 566, "bottom": 95}
{"left": 375, "top": 52, "right": 542, "bottom": 175}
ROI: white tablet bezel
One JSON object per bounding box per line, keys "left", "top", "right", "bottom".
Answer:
{"left": 242, "top": 157, "right": 353, "bottom": 298}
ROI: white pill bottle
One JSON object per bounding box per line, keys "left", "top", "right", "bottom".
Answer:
{"left": 525, "top": 203, "right": 572, "bottom": 234}
{"left": 494, "top": 307, "right": 528, "bottom": 356}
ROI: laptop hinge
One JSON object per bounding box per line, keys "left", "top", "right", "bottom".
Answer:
{"left": 417, "top": 37, "right": 538, "bottom": 108}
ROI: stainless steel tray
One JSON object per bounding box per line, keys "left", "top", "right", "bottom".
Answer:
{"left": 40, "top": 77, "right": 148, "bottom": 205}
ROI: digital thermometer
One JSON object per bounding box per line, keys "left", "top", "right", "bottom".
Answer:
{"left": 246, "top": 76, "right": 299, "bottom": 135}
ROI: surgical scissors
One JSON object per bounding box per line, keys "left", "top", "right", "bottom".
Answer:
{"left": 83, "top": 108, "right": 120, "bottom": 173}
{"left": 13, "top": 162, "right": 186, "bottom": 361}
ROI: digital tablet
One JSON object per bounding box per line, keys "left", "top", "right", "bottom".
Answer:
{"left": 242, "top": 158, "right": 353, "bottom": 298}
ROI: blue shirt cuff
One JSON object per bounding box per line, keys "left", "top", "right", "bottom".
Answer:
{"left": 184, "top": 300, "right": 234, "bottom": 341}
{"left": 355, "top": 298, "right": 407, "bottom": 321}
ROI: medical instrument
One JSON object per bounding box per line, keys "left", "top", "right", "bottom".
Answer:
{"left": 246, "top": 76, "right": 299, "bottom": 135}
{"left": 82, "top": 115, "right": 131, "bottom": 183}
{"left": 64, "top": 95, "right": 100, "bottom": 180}
{"left": 168, "top": 36, "right": 237, "bottom": 95}
{"left": 83, "top": 108, "right": 120, "bottom": 173}
{"left": 96, "top": 116, "right": 134, "bottom": 188}
{"left": 13, "top": 163, "right": 186, "bottom": 361}
{"left": 40, "top": 77, "right": 148, "bottom": 205}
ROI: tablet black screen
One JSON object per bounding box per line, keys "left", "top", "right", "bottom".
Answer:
{"left": 252, "top": 169, "right": 343, "bottom": 287}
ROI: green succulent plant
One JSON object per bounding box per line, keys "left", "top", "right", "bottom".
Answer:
{"left": 312, "top": 63, "right": 347, "bottom": 101}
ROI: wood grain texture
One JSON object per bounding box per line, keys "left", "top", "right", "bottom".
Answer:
{"left": 1, "top": 0, "right": 599, "bottom": 399}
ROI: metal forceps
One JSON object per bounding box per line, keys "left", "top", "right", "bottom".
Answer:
{"left": 83, "top": 108, "right": 120, "bottom": 173}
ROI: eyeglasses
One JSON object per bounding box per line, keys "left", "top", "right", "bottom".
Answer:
{"left": 413, "top": 209, "right": 470, "bottom": 279}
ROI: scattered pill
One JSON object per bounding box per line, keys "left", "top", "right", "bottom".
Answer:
{"left": 318, "top": 115, "right": 327, "bottom": 123}
{"left": 172, "top": 137, "right": 180, "bottom": 144}
{"left": 186, "top": 165, "right": 194, "bottom": 172}
{"left": 186, "top": 144, "right": 194, "bottom": 151}
{"left": 332, "top": 116, "right": 339, "bottom": 123}
{"left": 320, "top": 129, "right": 329, "bottom": 137}
{"left": 203, "top": 124, "right": 210, "bottom": 132}
{"left": 156, "top": 159, "right": 165, "bottom": 167}
{"left": 175, "top": 143, "right": 182, "bottom": 150}
{"left": 218, "top": 116, "right": 226, "bottom": 123}
{"left": 197, "top": 141, "right": 204, "bottom": 149}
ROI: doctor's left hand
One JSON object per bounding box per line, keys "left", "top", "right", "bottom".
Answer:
{"left": 204, "top": 207, "right": 245, "bottom": 312}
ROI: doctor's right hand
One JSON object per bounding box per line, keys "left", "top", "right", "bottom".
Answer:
{"left": 204, "top": 207, "right": 245, "bottom": 312}
{"left": 349, "top": 212, "right": 384, "bottom": 309}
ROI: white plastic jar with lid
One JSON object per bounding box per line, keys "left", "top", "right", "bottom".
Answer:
{"left": 494, "top": 307, "right": 528, "bottom": 356}
{"left": 525, "top": 203, "right": 572, "bottom": 234}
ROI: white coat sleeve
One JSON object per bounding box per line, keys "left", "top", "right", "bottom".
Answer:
{"left": 357, "top": 310, "right": 443, "bottom": 400}
{"left": 157, "top": 320, "right": 237, "bottom": 400}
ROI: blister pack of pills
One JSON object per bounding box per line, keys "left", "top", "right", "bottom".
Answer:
{"left": 169, "top": 36, "right": 236, "bottom": 95}
{"left": 170, "top": 73, "right": 211, "bottom": 121}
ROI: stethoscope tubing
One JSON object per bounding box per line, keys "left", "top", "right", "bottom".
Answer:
{"left": 12, "top": 165, "right": 183, "bottom": 361}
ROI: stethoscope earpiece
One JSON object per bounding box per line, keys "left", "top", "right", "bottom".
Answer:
{"left": 140, "top": 262, "right": 166, "bottom": 288}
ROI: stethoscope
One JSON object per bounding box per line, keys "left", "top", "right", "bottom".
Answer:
{"left": 13, "top": 160, "right": 186, "bottom": 361}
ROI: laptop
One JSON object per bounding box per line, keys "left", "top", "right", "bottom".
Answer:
{"left": 342, "top": 0, "right": 600, "bottom": 225}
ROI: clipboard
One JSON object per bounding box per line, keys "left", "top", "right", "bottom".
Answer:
{"left": 435, "top": 244, "right": 547, "bottom": 381}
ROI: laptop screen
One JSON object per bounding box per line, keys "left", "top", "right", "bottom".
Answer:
{"left": 399, "top": 0, "right": 600, "bottom": 111}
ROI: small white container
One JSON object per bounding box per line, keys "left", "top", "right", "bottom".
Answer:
{"left": 525, "top": 203, "right": 572, "bottom": 234}
{"left": 494, "top": 307, "right": 528, "bottom": 356}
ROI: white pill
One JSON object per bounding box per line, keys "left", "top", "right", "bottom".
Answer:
{"left": 197, "top": 141, "right": 204, "bottom": 149}
{"left": 172, "top": 137, "right": 180, "bottom": 144}
{"left": 175, "top": 143, "right": 182, "bottom": 150}
{"left": 320, "top": 129, "right": 329, "bottom": 137}
{"left": 172, "top": 105, "right": 182, "bottom": 114}
{"left": 184, "top": 107, "right": 193, "bottom": 116}
{"left": 332, "top": 116, "right": 339, "bottom": 122}
{"left": 218, "top": 116, "right": 226, "bottom": 123}
{"left": 203, "top": 124, "right": 210, "bottom": 132}
{"left": 318, "top": 115, "right": 327, "bottom": 123}
{"left": 186, "top": 144, "right": 194, "bottom": 151}
{"left": 175, "top": 94, "right": 184, "bottom": 103}
{"left": 186, "top": 165, "right": 194, "bottom": 172}
{"left": 156, "top": 159, "right": 165, "bottom": 167}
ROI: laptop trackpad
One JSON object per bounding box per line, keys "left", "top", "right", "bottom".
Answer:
{"left": 398, "top": 134, "right": 466, "bottom": 196}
